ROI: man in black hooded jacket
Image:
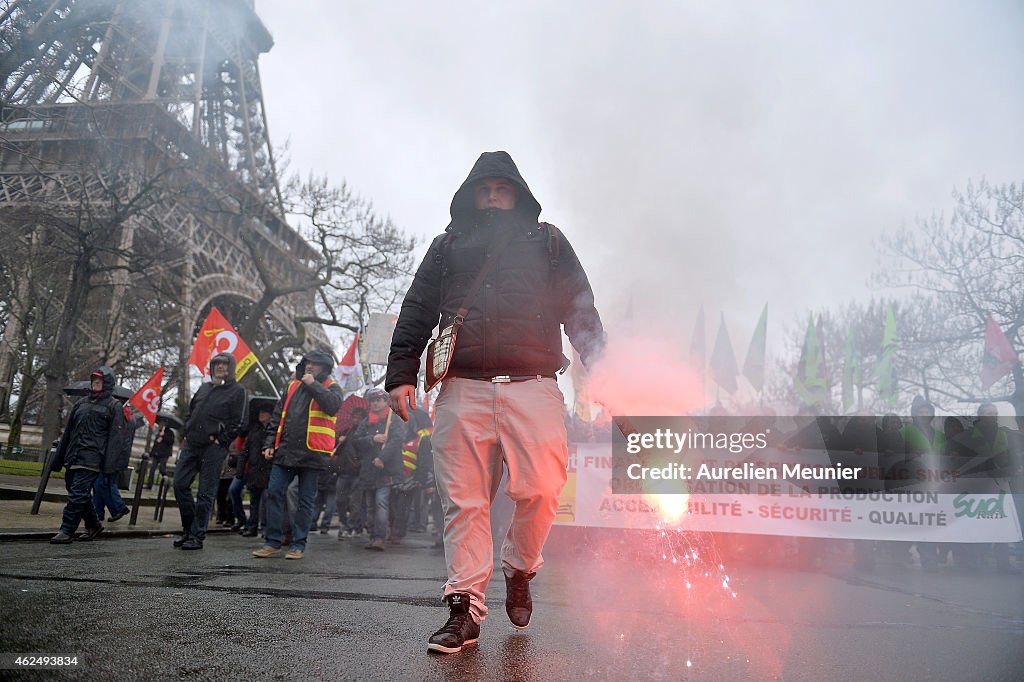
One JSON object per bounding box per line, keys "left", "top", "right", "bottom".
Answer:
{"left": 386, "top": 151, "right": 605, "bottom": 653}
{"left": 252, "top": 349, "right": 343, "bottom": 560}
{"left": 173, "top": 352, "right": 248, "bottom": 550}
{"left": 49, "top": 367, "right": 129, "bottom": 544}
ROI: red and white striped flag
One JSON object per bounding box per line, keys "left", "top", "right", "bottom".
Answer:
{"left": 334, "top": 332, "right": 366, "bottom": 397}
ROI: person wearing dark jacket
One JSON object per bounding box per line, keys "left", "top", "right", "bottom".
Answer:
{"left": 173, "top": 353, "right": 248, "bottom": 550}
{"left": 385, "top": 151, "right": 605, "bottom": 653}
{"left": 353, "top": 387, "right": 407, "bottom": 551}
{"left": 252, "top": 350, "right": 343, "bottom": 560}
{"left": 390, "top": 407, "right": 434, "bottom": 543}
{"left": 241, "top": 407, "right": 273, "bottom": 537}
{"left": 146, "top": 425, "right": 176, "bottom": 488}
{"left": 49, "top": 367, "right": 128, "bottom": 544}
{"left": 334, "top": 407, "right": 367, "bottom": 539}
{"left": 92, "top": 409, "right": 140, "bottom": 523}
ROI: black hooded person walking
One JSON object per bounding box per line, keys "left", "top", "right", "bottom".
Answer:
{"left": 49, "top": 367, "right": 130, "bottom": 544}
{"left": 387, "top": 151, "right": 605, "bottom": 653}
{"left": 173, "top": 353, "right": 248, "bottom": 550}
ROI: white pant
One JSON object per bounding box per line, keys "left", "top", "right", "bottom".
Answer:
{"left": 431, "top": 377, "right": 569, "bottom": 623}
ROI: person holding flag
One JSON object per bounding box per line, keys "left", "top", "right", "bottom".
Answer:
{"left": 252, "top": 349, "right": 343, "bottom": 561}
{"left": 173, "top": 353, "right": 248, "bottom": 550}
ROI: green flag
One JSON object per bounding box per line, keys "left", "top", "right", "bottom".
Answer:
{"left": 710, "top": 313, "right": 739, "bottom": 394}
{"left": 742, "top": 303, "right": 768, "bottom": 392}
{"left": 878, "top": 304, "right": 897, "bottom": 406}
{"left": 841, "top": 325, "right": 861, "bottom": 412}
{"left": 795, "top": 315, "right": 828, "bottom": 407}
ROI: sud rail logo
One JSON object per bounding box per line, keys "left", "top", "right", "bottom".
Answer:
{"left": 953, "top": 492, "right": 1008, "bottom": 520}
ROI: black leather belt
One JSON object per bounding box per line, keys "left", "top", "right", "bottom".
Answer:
{"left": 464, "top": 374, "right": 554, "bottom": 383}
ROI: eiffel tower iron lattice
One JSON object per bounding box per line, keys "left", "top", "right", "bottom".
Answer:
{"left": 0, "top": 0, "right": 327, "bottom": 432}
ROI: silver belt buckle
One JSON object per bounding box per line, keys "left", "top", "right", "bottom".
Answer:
{"left": 491, "top": 375, "right": 511, "bottom": 383}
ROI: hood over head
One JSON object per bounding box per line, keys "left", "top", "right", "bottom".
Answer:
{"left": 449, "top": 151, "right": 542, "bottom": 228}
{"left": 209, "top": 353, "right": 237, "bottom": 384}
{"left": 297, "top": 349, "right": 336, "bottom": 383}
{"left": 90, "top": 366, "right": 116, "bottom": 399}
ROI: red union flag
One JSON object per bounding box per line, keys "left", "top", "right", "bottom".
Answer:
{"left": 981, "top": 315, "right": 1018, "bottom": 390}
{"left": 129, "top": 367, "right": 164, "bottom": 428}
{"left": 188, "top": 307, "right": 258, "bottom": 381}
{"left": 333, "top": 332, "right": 365, "bottom": 397}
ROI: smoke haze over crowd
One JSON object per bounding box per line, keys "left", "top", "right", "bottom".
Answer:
{"left": 256, "top": 0, "right": 1024, "bottom": 362}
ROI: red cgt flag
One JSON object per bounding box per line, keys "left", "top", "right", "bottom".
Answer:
{"left": 188, "top": 307, "right": 258, "bottom": 381}
{"left": 129, "top": 367, "right": 164, "bottom": 428}
{"left": 981, "top": 315, "right": 1018, "bottom": 390}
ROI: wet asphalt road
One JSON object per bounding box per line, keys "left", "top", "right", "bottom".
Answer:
{"left": 1, "top": 528, "right": 1023, "bottom": 681}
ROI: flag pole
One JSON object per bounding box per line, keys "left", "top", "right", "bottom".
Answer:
{"left": 254, "top": 358, "right": 282, "bottom": 398}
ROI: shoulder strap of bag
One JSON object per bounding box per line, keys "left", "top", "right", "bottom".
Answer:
{"left": 451, "top": 227, "right": 520, "bottom": 329}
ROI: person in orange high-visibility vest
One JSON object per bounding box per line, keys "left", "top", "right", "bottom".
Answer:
{"left": 252, "top": 350, "right": 343, "bottom": 561}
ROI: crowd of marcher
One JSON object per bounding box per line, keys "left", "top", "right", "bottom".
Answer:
{"left": 211, "top": 386, "right": 442, "bottom": 554}
{"left": 47, "top": 364, "right": 1023, "bottom": 577}
{"left": 568, "top": 396, "right": 1024, "bottom": 575}
{"left": 40, "top": 151, "right": 1021, "bottom": 656}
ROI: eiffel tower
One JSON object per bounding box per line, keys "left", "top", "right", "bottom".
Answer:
{"left": 0, "top": 0, "right": 325, "bottom": 430}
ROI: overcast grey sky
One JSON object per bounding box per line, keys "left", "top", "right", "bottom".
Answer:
{"left": 254, "top": 0, "right": 1024, "bottom": 381}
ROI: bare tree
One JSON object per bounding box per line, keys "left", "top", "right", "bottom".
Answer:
{"left": 876, "top": 180, "right": 1024, "bottom": 404}
{"left": 235, "top": 173, "right": 417, "bottom": 359}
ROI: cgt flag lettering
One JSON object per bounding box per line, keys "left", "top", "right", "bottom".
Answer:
{"left": 188, "top": 306, "right": 258, "bottom": 381}
{"left": 128, "top": 367, "right": 164, "bottom": 428}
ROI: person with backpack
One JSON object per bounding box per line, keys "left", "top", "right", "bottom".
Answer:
{"left": 173, "top": 352, "right": 248, "bottom": 550}
{"left": 49, "top": 367, "right": 131, "bottom": 544}
{"left": 386, "top": 151, "right": 605, "bottom": 653}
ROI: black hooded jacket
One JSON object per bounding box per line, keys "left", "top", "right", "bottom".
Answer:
{"left": 53, "top": 367, "right": 126, "bottom": 473}
{"left": 262, "top": 349, "right": 344, "bottom": 471}
{"left": 183, "top": 353, "right": 249, "bottom": 448}
{"left": 385, "top": 151, "right": 605, "bottom": 389}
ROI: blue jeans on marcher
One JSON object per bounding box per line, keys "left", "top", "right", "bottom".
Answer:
{"left": 265, "top": 464, "right": 319, "bottom": 552}
{"left": 173, "top": 442, "right": 227, "bottom": 541}
{"left": 92, "top": 472, "right": 127, "bottom": 521}
{"left": 313, "top": 485, "right": 338, "bottom": 529}
{"left": 363, "top": 486, "right": 390, "bottom": 541}
{"left": 61, "top": 468, "right": 101, "bottom": 535}
{"left": 228, "top": 477, "right": 247, "bottom": 526}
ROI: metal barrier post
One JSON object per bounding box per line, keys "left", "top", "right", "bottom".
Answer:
{"left": 128, "top": 455, "right": 149, "bottom": 525}
{"left": 30, "top": 441, "right": 59, "bottom": 515}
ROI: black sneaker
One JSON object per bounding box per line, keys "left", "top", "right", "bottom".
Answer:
{"left": 173, "top": 533, "right": 191, "bottom": 548}
{"left": 428, "top": 593, "right": 480, "bottom": 654}
{"left": 504, "top": 570, "right": 535, "bottom": 629}
{"left": 108, "top": 508, "right": 129, "bottom": 523}
{"left": 181, "top": 537, "right": 204, "bottom": 550}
